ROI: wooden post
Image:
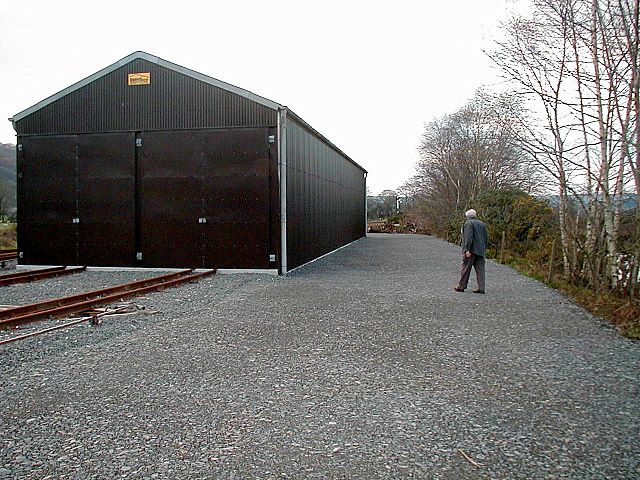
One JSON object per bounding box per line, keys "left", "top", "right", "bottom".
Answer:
{"left": 499, "top": 231, "right": 506, "bottom": 264}
{"left": 547, "top": 238, "right": 557, "bottom": 283}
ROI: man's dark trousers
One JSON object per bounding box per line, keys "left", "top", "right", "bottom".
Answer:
{"left": 458, "top": 253, "right": 485, "bottom": 292}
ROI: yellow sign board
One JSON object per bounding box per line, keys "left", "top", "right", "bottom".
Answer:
{"left": 128, "top": 72, "right": 151, "bottom": 86}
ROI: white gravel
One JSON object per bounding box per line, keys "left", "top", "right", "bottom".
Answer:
{"left": 0, "top": 234, "right": 638, "bottom": 479}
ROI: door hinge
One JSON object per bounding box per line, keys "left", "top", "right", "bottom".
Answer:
{"left": 269, "top": 254, "right": 276, "bottom": 262}
{"left": 198, "top": 217, "right": 207, "bottom": 224}
{"left": 136, "top": 138, "right": 143, "bottom": 147}
{"left": 136, "top": 252, "right": 143, "bottom": 260}
{"left": 72, "top": 217, "right": 80, "bottom": 224}
{"left": 268, "top": 135, "right": 275, "bottom": 144}
{"left": 19, "top": 251, "right": 24, "bottom": 259}
{"left": 17, "top": 144, "right": 23, "bottom": 152}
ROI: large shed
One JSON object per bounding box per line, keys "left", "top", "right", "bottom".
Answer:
{"left": 11, "top": 52, "right": 367, "bottom": 274}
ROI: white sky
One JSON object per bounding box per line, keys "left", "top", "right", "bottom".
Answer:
{"left": 0, "top": 0, "right": 522, "bottom": 195}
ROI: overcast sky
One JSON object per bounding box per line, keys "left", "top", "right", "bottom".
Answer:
{"left": 0, "top": 0, "right": 522, "bottom": 194}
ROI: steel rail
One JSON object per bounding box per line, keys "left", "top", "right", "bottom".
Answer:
{"left": 0, "top": 266, "right": 67, "bottom": 280}
{"left": 0, "top": 269, "right": 215, "bottom": 329}
{"left": 0, "top": 266, "right": 86, "bottom": 286}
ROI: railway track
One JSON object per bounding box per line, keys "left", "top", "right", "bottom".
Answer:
{"left": 0, "top": 251, "right": 18, "bottom": 261}
{"left": 0, "top": 266, "right": 86, "bottom": 286}
{"left": 0, "top": 268, "right": 215, "bottom": 330}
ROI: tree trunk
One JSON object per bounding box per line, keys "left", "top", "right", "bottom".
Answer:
{"left": 591, "top": 0, "right": 619, "bottom": 289}
{"left": 558, "top": 179, "right": 572, "bottom": 279}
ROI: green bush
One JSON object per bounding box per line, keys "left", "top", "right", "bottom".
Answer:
{"left": 472, "top": 189, "right": 558, "bottom": 262}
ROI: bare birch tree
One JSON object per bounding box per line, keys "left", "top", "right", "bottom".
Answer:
{"left": 489, "top": 0, "right": 640, "bottom": 294}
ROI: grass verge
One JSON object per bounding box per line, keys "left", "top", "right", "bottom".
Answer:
{"left": 505, "top": 258, "right": 640, "bottom": 340}
{"left": 0, "top": 223, "right": 17, "bottom": 250}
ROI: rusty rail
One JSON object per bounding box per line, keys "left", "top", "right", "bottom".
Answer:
{"left": 0, "top": 269, "right": 216, "bottom": 329}
{"left": 0, "top": 252, "right": 18, "bottom": 261}
{"left": 0, "top": 266, "right": 86, "bottom": 286}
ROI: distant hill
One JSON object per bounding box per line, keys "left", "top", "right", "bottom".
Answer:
{"left": 542, "top": 194, "right": 637, "bottom": 211}
{"left": 0, "top": 143, "right": 16, "bottom": 213}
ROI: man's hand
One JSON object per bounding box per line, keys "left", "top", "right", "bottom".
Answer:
{"left": 465, "top": 251, "right": 472, "bottom": 258}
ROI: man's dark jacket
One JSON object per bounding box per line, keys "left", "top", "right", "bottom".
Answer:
{"left": 462, "top": 218, "right": 489, "bottom": 257}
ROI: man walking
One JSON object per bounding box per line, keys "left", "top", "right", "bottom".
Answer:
{"left": 454, "top": 209, "right": 489, "bottom": 294}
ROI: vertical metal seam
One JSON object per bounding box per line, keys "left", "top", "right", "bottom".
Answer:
{"left": 364, "top": 172, "right": 368, "bottom": 236}
{"left": 74, "top": 139, "right": 80, "bottom": 265}
{"left": 278, "top": 108, "right": 287, "bottom": 275}
{"left": 134, "top": 132, "right": 142, "bottom": 264}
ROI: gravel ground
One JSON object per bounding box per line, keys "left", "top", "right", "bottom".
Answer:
{"left": 0, "top": 233, "right": 638, "bottom": 479}
{"left": 0, "top": 259, "right": 16, "bottom": 271}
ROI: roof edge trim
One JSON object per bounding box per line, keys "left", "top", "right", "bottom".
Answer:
{"left": 286, "top": 109, "right": 367, "bottom": 174}
{"left": 12, "top": 51, "right": 283, "bottom": 122}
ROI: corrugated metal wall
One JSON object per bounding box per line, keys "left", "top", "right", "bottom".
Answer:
{"left": 286, "top": 118, "right": 366, "bottom": 270}
{"left": 17, "top": 133, "right": 137, "bottom": 266}
{"left": 138, "top": 127, "right": 275, "bottom": 269}
{"left": 14, "top": 59, "right": 277, "bottom": 135}
{"left": 17, "top": 128, "right": 277, "bottom": 269}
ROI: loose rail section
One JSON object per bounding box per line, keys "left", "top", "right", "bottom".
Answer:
{"left": 0, "top": 306, "right": 132, "bottom": 346}
{"left": 0, "top": 269, "right": 216, "bottom": 329}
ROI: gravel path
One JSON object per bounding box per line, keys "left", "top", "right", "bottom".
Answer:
{"left": 0, "top": 233, "right": 638, "bottom": 479}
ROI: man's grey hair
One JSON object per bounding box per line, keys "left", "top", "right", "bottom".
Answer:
{"left": 465, "top": 209, "right": 477, "bottom": 218}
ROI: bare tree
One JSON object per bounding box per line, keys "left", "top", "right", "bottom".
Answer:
{"left": 407, "top": 90, "right": 536, "bottom": 231}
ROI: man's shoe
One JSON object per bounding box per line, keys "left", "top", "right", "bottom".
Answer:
{"left": 454, "top": 287, "right": 464, "bottom": 292}
{"left": 472, "top": 290, "right": 485, "bottom": 294}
